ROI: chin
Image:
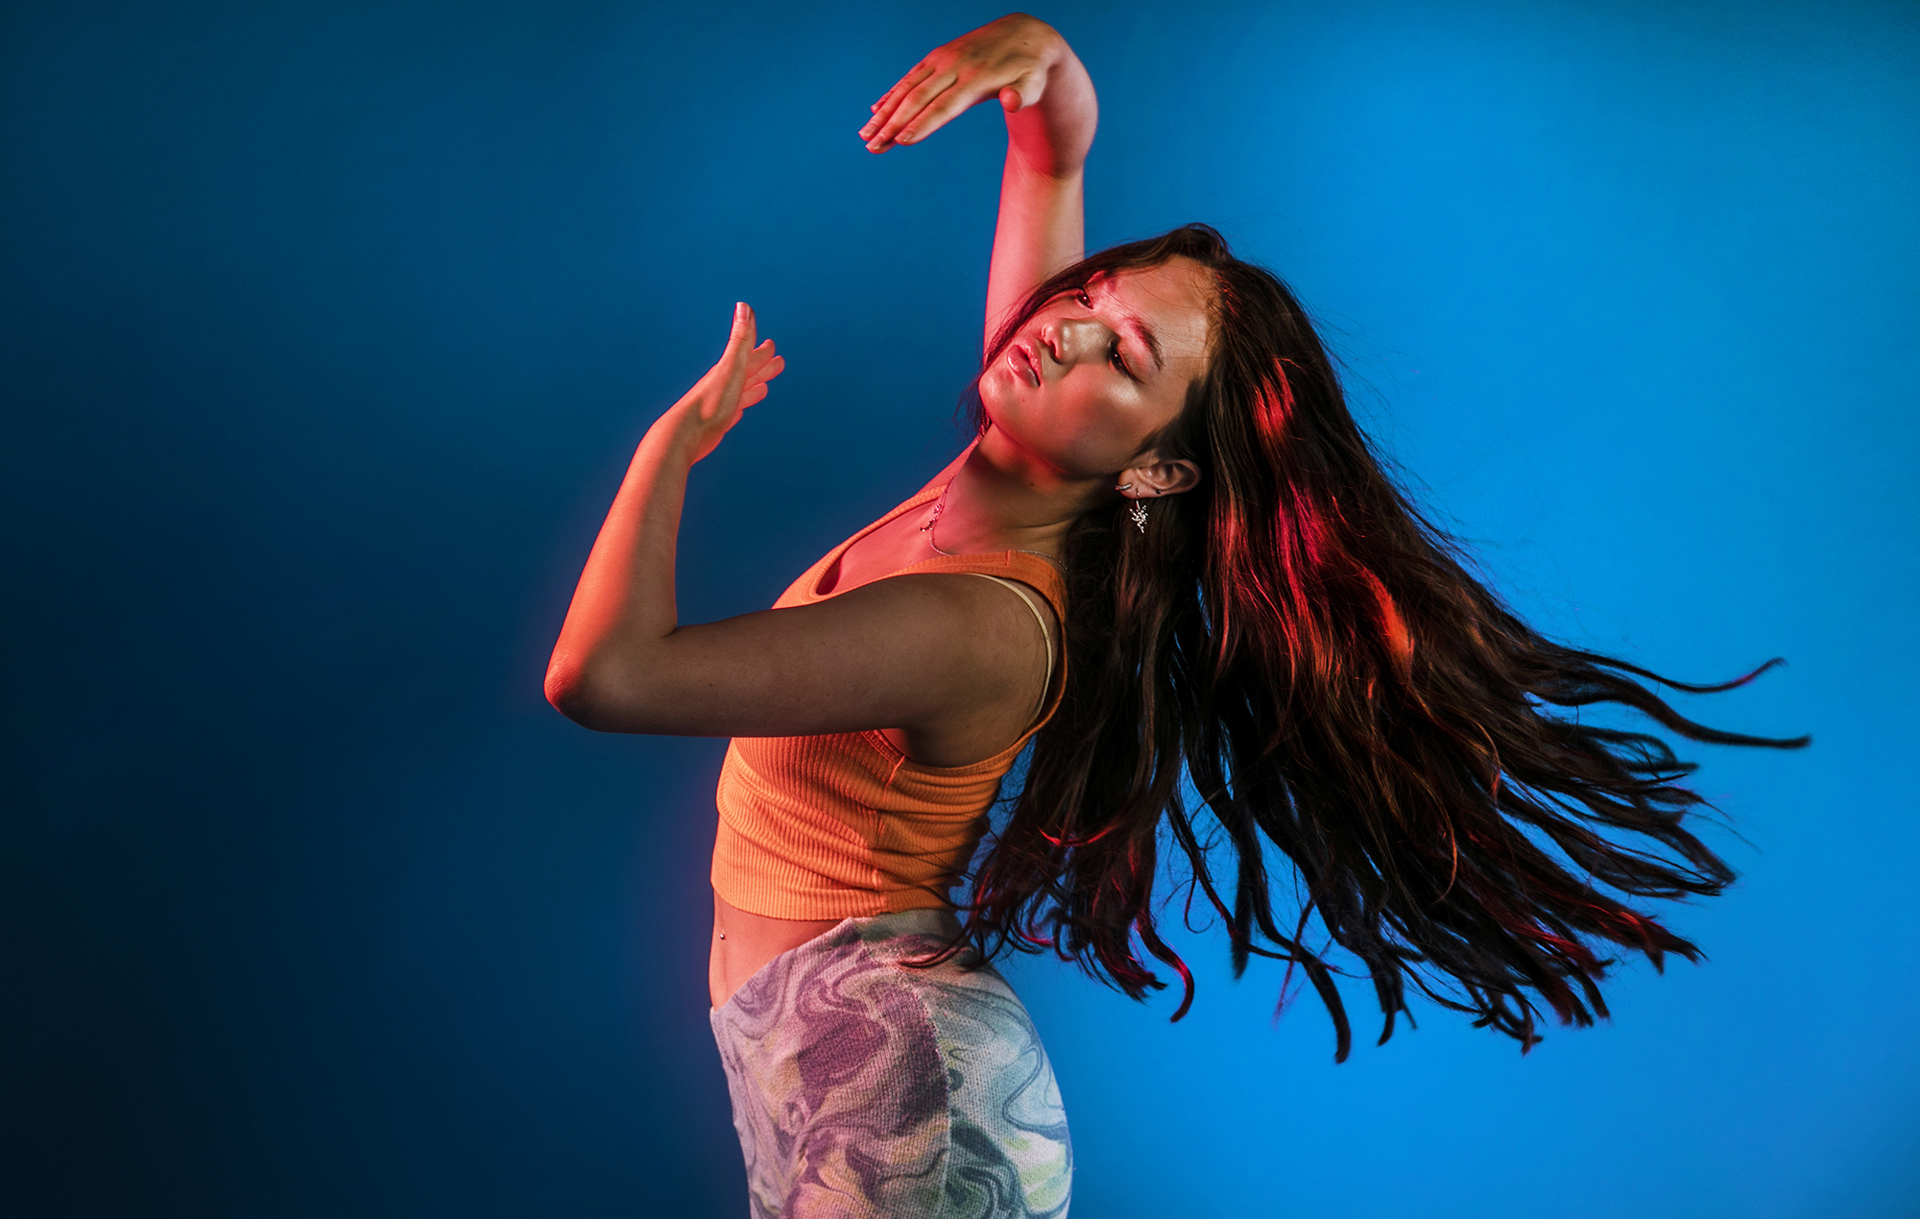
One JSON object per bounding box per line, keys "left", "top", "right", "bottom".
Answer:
{"left": 975, "top": 376, "right": 1013, "bottom": 428}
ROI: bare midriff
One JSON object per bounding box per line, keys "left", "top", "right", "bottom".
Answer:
{"left": 709, "top": 892, "right": 844, "bottom": 1010}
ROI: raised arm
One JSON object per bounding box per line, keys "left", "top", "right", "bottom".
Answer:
{"left": 860, "top": 14, "right": 1098, "bottom": 355}
{"left": 544, "top": 307, "right": 1051, "bottom": 760}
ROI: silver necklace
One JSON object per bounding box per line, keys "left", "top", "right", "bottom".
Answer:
{"left": 920, "top": 484, "right": 1064, "bottom": 571}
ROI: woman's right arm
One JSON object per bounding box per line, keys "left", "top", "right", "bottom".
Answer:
{"left": 859, "top": 14, "right": 1098, "bottom": 354}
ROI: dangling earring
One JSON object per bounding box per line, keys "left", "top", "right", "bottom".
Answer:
{"left": 1117, "top": 481, "right": 1149, "bottom": 533}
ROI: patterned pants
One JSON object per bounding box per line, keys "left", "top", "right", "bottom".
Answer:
{"left": 710, "top": 909, "right": 1073, "bottom": 1218}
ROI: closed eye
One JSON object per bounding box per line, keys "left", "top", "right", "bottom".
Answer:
{"left": 1074, "top": 287, "right": 1136, "bottom": 380}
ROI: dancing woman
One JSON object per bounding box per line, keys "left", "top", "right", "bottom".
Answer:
{"left": 545, "top": 14, "right": 1803, "bottom": 1217}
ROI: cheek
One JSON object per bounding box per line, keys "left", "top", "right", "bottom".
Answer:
{"left": 1046, "top": 389, "right": 1162, "bottom": 471}
{"left": 1084, "top": 383, "right": 1173, "bottom": 448}
{"left": 983, "top": 369, "right": 1170, "bottom": 473}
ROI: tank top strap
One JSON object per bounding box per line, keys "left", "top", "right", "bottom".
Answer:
{"left": 886, "top": 550, "right": 1069, "bottom": 747}
{"left": 886, "top": 550, "right": 1068, "bottom": 624}
{"left": 967, "top": 574, "right": 1053, "bottom": 687}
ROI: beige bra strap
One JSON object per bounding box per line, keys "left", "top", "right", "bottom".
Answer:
{"left": 966, "top": 574, "right": 1056, "bottom": 717}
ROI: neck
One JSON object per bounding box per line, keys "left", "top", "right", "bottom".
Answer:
{"left": 932, "top": 431, "right": 1108, "bottom": 560}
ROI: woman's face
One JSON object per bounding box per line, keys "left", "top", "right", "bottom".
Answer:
{"left": 979, "top": 256, "right": 1215, "bottom": 480}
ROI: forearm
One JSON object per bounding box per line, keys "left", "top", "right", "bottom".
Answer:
{"left": 544, "top": 414, "right": 697, "bottom": 725}
{"left": 546, "top": 303, "right": 775, "bottom": 727}
{"left": 986, "top": 148, "right": 1084, "bottom": 339}
{"left": 984, "top": 28, "right": 1096, "bottom": 346}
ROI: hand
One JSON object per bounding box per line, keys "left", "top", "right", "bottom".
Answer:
{"left": 860, "top": 14, "right": 1068, "bottom": 154}
{"left": 667, "top": 303, "right": 783, "bottom": 463}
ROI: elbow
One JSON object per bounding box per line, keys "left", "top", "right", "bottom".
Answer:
{"left": 544, "top": 652, "right": 621, "bottom": 731}
{"left": 546, "top": 623, "right": 714, "bottom": 735}
{"left": 542, "top": 662, "right": 589, "bottom": 726}
{"left": 544, "top": 649, "right": 682, "bottom": 734}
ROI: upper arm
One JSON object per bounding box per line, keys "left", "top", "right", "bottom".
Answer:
{"left": 547, "top": 573, "right": 1049, "bottom": 742}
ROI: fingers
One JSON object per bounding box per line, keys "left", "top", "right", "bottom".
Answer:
{"left": 678, "top": 308, "right": 779, "bottom": 458}
{"left": 717, "top": 302, "right": 757, "bottom": 379}
{"left": 861, "top": 64, "right": 927, "bottom": 144}
{"left": 734, "top": 351, "right": 781, "bottom": 413}
{"left": 711, "top": 309, "right": 781, "bottom": 398}
{"left": 870, "top": 61, "right": 933, "bottom": 113}
{"left": 890, "top": 74, "right": 997, "bottom": 146}
{"left": 865, "top": 68, "right": 959, "bottom": 151}
{"left": 867, "top": 61, "right": 934, "bottom": 121}
{"left": 726, "top": 301, "right": 757, "bottom": 355}
{"left": 719, "top": 303, "right": 757, "bottom": 401}
{"left": 865, "top": 58, "right": 955, "bottom": 139}
{"left": 863, "top": 69, "right": 941, "bottom": 149}
{"left": 740, "top": 338, "right": 781, "bottom": 377}
{"left": 744, "top": 350, "right": 785, "bottom": 387}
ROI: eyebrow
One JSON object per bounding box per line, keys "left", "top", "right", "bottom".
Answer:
{"left": 1092, "top": 278, "right": 1163, "bottom": 375}
{"left": 1125, "top": 311, "right": 1164, "bottom": 375}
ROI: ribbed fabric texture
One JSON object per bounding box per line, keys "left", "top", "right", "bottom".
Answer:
{"left": 712, "top": 485, "right": 1068, "bottom": 920}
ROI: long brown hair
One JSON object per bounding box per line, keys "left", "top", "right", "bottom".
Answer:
{"left": 957, "top": 224, "right": 1806, "bottom": 1060}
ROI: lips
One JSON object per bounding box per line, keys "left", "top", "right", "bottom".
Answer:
{"left": 1006, "top": 341, "right": 1041, "bottom": 387}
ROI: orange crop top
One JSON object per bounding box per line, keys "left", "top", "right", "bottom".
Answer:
{"left": 710, "top": 483, "right": 1068, "bottom": 920}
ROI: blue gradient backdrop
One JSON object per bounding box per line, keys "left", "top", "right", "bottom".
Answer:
{"left": 3, "top": 1, "right": 1915, "bottom": 1215}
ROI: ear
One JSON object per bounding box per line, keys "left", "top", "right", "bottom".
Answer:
{"left": 1117, "top": 452, "right": 1203, "bottom": 499}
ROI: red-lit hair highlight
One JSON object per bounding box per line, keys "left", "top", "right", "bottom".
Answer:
{"left": 932, "top": 225, "right": 1805, "bottom": 1061}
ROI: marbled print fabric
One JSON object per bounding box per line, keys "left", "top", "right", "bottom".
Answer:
{"left": 710, "top": 909, "right": 1072, "bottom": 1218}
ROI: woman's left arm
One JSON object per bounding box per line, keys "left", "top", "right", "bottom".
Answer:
{"left": 859, "top": 14, "right": 1098, "bottom": 355}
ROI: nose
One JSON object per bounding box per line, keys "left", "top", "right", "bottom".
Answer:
{"left": 1041, "top": 315, "right": 1112, "bottom": 368}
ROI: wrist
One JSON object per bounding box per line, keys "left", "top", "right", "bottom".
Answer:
{"left": 1005, "top": 42, "right": 1095, "bottom": 178}
{"left": 643, "top": 400, "right": 708, "bottom": 467}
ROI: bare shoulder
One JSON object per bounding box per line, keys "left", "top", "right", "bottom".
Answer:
{"left": 845, "top": 570, "right": 1058, "bottom": 765}
{"left": 835, "top": 569, "right": 1055, "bottom": 686}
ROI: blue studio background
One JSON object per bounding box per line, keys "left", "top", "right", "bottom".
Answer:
{"left": 4, "top": 0, "right": 1916, "bottom": 1215}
